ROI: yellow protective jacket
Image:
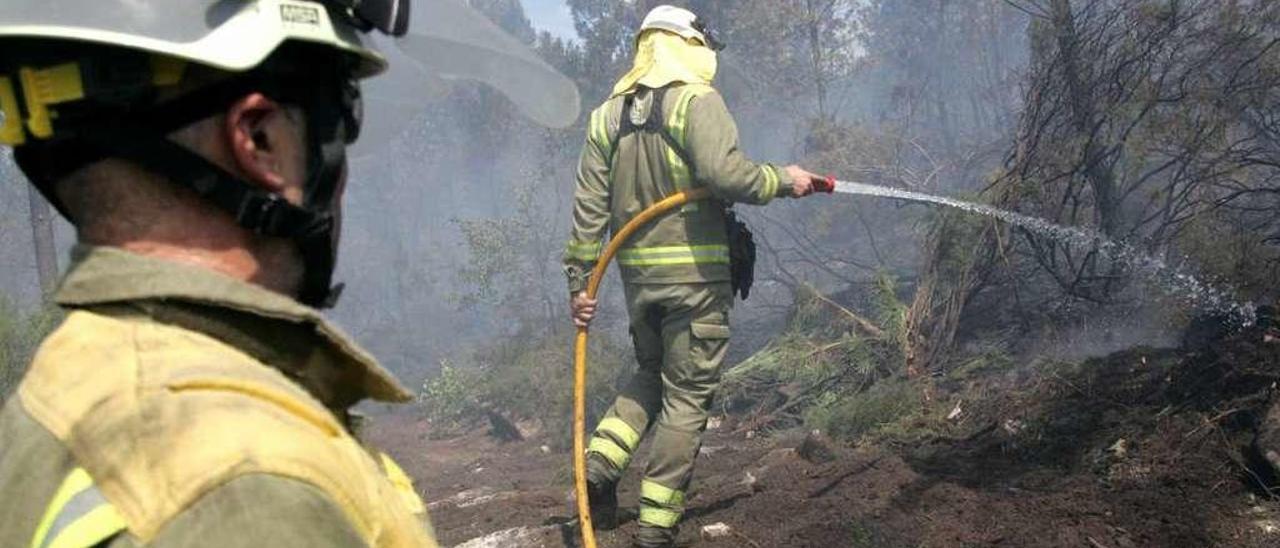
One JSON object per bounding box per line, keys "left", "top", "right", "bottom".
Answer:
{"left": 0, "top": 246, "right": 437, "bottom": 548}
{"left": 563, "top": 83, "right": 794, "bottom": 291}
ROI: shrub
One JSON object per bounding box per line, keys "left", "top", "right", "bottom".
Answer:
{"left": 719, "top": 282, "right": 905, "bottom": 433}
{"left": 804, "top": 377, "right": 920, "bottom": 441}
{"left": 418, "top": 359, "right": 481, "bottom": 431}
{"left": 418, "top": 327, "right": 631, "bottom": 448}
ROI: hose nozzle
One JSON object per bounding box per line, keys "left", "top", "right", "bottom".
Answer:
{"left": 813, "top": 175, "right": 836, "bottom": 194}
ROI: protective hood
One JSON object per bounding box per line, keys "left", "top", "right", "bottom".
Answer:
{"left": 611, "top": 29, "right": 717, "bottom": 97}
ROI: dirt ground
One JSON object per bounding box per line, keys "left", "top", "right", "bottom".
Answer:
{"left": 368, "top": 335, "right": 1280, "bottom": 547}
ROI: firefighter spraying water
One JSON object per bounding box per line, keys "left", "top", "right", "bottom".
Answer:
{"left": 563, "top": 6, "right": 828, "bottom": 547}
{"left": 564, "top": 10, "right": 1252, "bottom": 541}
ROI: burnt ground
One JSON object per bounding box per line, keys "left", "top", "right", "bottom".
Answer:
{"left": 368, "top": 333, "right": 1280, "bottom": 547}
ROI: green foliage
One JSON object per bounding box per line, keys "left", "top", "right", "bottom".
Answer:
{"left": 454, "top": 183, "right": 564, "bottom": 326}
{"left": 804, "top": 377, "right": 919, "bottom": 441}
{"left": 721, "top": 285, "right": 905, "bottom": 434}
{"left": 721, "top": 283, "right": 1024, "bottom": 445}
{"left": 947, "top": 349, "right": 1016, "bottom": 383}
{"left": 1171, "top": 209, "right": 1280, "bottom": 300}
{"left": 419, "top": 328, "right": 631, "bottom": 448}
{"left": 454, "top": 216, "right": 529, "bottom": 305}
{"left": 871, "top": 273, "right": 908, "bottom": 345}
{"left": 725, "top": 287, "right": 892, "bottom": 397}
{"left": 724, "top": 332, "right": 857, "bottom": 393}
{"left": 0, "top": 296, "right": 59, "bottom": 402}
{"left": 920, "top": 205, "right": 993, "bottom": 284}
{"left": 849, "top": 521, "right": 876, "bottom": 548}
{"left": 418, "top": 360, "right": 480, "bottom": 429}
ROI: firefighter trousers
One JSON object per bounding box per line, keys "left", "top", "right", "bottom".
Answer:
{"left": 586, "top": 281, "right": 732, "bottom": 529}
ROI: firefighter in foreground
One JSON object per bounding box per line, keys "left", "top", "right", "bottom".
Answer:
{"left": 564, "top": 6, "right": 825, "bottom": 547}
{"left": 0, "top": 1, "right": 430, "bottom": 546}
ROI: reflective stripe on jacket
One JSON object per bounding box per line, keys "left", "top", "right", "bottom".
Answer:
{"left": 564, "top": 84, "right": 792, "bottom": 290}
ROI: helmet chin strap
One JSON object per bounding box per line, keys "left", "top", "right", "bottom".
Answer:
{"left": 16, "top": 74, "right": 356, "bottom": 308}
{"left": 296, "top": 90, "right": 352, "bottom": 308}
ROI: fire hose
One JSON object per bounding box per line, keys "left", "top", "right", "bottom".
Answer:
{"left": 573, "top": 177, "right": 834, "bottom": 548}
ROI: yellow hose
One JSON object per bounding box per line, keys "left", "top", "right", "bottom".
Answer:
{"left": 574, "top": 187, "right": 711, "bottom": 548}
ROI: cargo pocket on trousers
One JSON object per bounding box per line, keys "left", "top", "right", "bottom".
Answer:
{"left": 690, "top": 322, "right": 730, "bottom": 340}
{"left": 689, "top": 319, "right": 730, "bottom": 385}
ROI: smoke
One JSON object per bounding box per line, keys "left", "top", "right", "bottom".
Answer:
{"left": 4, "top": 1, "right": 1246, "bottom": 390}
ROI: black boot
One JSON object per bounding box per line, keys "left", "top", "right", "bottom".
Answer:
{"left": 586, "top": 477, "right": 619, "bottom": 531}
{"left": 633, "top": 525, "right": 677, "bottom": 548}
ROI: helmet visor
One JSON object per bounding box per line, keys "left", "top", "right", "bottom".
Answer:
{"left": 380, "top": 0, "right": 580, "bottom": 128}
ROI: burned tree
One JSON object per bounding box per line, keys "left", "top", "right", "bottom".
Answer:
{"left": 903, "top": 0, "right": 1280, "bottom": 374}
{"left": 1006, "top": 0, "right": 1280, "bottom": 302}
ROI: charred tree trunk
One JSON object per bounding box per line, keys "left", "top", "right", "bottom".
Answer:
{"left": 805, "top": 0, "right": 829, "bottom": 121}
{"left": 1049, "top": 0, "right": 1120, "bottom": 237}
{"left": 26, "top": 186, "right": 58, "bottom": 295}
{"left": 902, "top": 209, "right": 1006, "bottom": 377}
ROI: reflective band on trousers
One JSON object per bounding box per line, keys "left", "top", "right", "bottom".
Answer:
{"left": 31, "top": 468, "right": 126, "bottom": 548}
{"left": 638, "top": 480, "right": 685, "bottom": 528}
{"left": 617, "top": 245, "right": 729, "bottom": 266}
{"left": 639, "top": 507, "right": 681, "bottom": 528}
{"left": 596, "top": 417, "right": 642, "bottom": 450}
{"left": 565, "top": 240, "right": 603, "bottom": 262}
{"left": 640, "top": 480, "right": 685, "bottom": 506}
{"left": 588, "top": 437, "right": 632, "bottom": 470}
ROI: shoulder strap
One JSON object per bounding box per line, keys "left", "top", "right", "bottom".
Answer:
{"left": 31, "top": 467, "right": 127, "bottom": 548}
{"left": 604, "top": 85, "right": 710, "bottom": 173}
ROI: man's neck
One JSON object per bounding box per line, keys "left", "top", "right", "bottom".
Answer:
{"left": 101, "top": 236, "right": 301, "bottom": 298}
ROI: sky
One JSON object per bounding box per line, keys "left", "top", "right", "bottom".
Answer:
{"left": 521, "top": 0, "right": 577, "bottom": 41}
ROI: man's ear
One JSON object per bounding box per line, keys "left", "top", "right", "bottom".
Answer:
{"left": 225, "top": 92, "right": 293, "bottom": 193}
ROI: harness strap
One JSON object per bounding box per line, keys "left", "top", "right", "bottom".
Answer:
{"left": 606, "top": 85, "right": 716, "bottom": 214}
{"left": 610, "top": 87, "right": 697, "bottom": 172}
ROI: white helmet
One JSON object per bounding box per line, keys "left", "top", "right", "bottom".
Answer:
{"left": 0, "top": 0, "right": 405, "bottom": 79}
{"left": 0, "top": 0, "right": 409, "bottom": 145}
{"left": 638, "top": 5, "right": 723, "bottom": 50}
{"left": 0, "top": 0, "right": 411, "bottom": 308}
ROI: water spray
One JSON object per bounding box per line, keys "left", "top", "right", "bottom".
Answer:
{"left": 824, "top": 178, "right": 1253, "bottom": 324}
{"left": 572, "top": 176, "right": 1250, "bottom": 548}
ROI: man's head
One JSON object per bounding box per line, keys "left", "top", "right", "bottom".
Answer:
{"left": 0, "top": 0, "right": 410, "bottom": 307}
{"left": 610, "top": 6, "right": 724, "bottom": 97}
{"left": 53, "top": 82, "right": 317, "bottom": 295}
{"left": 639, "top": 6, "right": 724, "bottom": 52}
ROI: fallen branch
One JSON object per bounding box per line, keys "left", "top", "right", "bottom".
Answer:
{"left": 731, "top": 374, "right": 845, "bottom": 435}
{"left": 808, "top": 289, "right": 885, "bottom": 338}
{"left": 802, "top": 341, "right": 847, "bottom": 360}
{"left": 1184, "top": 408, "right": 1243, "bottom": 440}
{"left": 1211, "top": 423, "right": 1279, "bottom": 500}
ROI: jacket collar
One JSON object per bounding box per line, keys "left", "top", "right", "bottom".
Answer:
{"left": 54, "top": 245, "right": 412, "bottom": 405}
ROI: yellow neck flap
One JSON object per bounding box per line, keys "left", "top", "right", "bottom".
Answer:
{"left": 611, "top": 30, "right": 717, "bottom": 97}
